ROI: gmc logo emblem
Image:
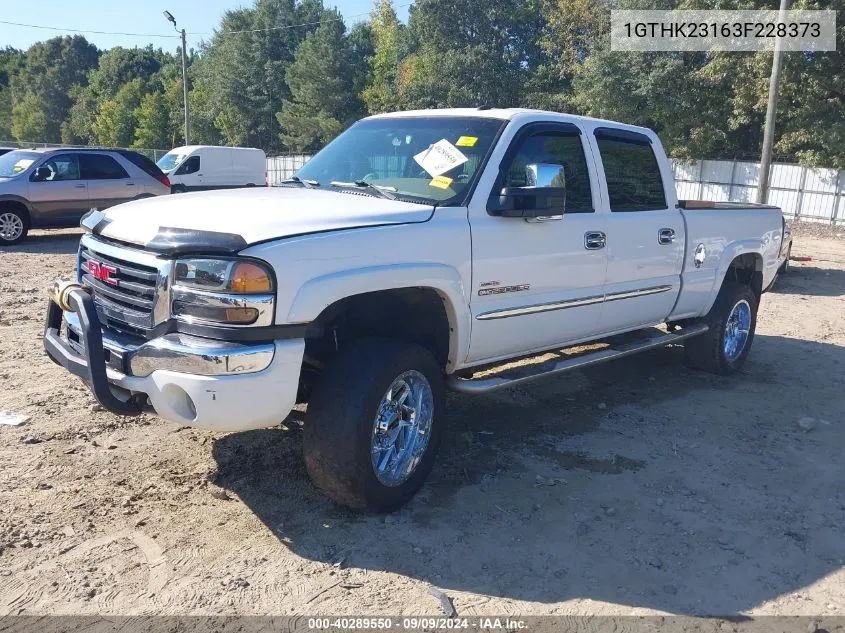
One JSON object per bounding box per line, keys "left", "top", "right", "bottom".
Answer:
{"left": 88, "top": 260, "right": 118, "bottom": 286}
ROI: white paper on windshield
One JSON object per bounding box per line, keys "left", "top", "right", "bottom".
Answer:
{"left": 413, "top": 139, "right": 468, "bottom": 177}
{"left": 13, "top": 159, "right": 34, "bottom": 174}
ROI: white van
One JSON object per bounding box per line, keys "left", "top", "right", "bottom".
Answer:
{"left": 156, "top": 146, "right": 266, "bottom": 193}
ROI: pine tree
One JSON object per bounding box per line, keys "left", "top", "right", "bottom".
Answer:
{"left": 276, "top": 17, "right": 362, "bottom": 151}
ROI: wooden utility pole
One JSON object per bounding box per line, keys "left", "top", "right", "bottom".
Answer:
{"left": 756, "top": 0, "right": 791, "bottom": 204}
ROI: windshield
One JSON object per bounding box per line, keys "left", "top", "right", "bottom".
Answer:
{"left": 0, "top": 151, "right": 40, "bottom": 178}
{"left": 156, "top": 151, "right": 186, "bottom": 172}
{"left": 295, "top": 116, "right": 506, "bottom": 205}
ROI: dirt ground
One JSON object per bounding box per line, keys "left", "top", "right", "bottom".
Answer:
{"left": 0, "top": 225, "right": 843, "bottom": 617}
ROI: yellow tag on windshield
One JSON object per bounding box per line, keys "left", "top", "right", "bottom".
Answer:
{"left": 455, "top": 136, "right": 478, "bottom": 147}
{"left": 429, "top": 175, "right": 453, "bottom": 189}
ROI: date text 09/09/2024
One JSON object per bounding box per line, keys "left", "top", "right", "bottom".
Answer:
{"left": 307, "top": 617, "right": 528, "bottom": 630}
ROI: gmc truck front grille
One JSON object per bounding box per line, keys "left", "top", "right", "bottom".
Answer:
{"left": 78, "top": 235, "right": 170, "bottom": 335}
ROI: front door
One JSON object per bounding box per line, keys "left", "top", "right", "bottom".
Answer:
{"left": 466, "top": 122, "right": 608, "bottom": 364}
{"left": 28, "top": 153, "right": 88, "bottom": 225}
{"left": 589, "top": 128, "right": 684, "bottom": 333}
{"left": 81, "top": 153, "right": 134, "bottom": 212}
{"left": 173, "top": 155, "right": 202, "bottom": 189}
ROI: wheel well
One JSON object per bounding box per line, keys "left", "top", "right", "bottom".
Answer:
{"left": 0, "top": 200, "right": 30, "bottom": 226}
{"left": 300, "top": 288, "right": 451, "bottom": 400}
{"left": 725, "top": 253, "right": 763, "bottom": 301}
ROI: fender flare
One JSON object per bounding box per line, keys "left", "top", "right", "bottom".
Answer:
{"left": 702, "top": 239, "right": 765, "bottom": 314}
{"left": 0, "top": 194, "right": 33, "bottom": 218}
{"left": 286, "top": 262, "right": 471, "bottom": 371}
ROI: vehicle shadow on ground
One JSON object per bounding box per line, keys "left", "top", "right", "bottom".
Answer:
{"left": 770, "top": 267, "right": 845, "bottom": 297}
{"left": 212, "top": 332, "right": 845, "bottom": 615}
{"left": 6, "top": 230, "right": 82, "bottom": 256}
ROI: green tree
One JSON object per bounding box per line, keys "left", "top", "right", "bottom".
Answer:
{"left": 133, "top": 91, "right": 172, "bottom": 149}
{"left": 11, "top": 93, "right": 48, "bottom": 142}
{"left": 194, "top": 0, "right": 333, "bottom": 151}
{"left": 9, "top": 36, "right": 99, "bottom": 142}
{"left": 398, "top": 0, "right": 545, "bottom": 109}
{"left": 92, "top": 78, "right": 144, "bottom": 147}
{"left": 362, "top": 0, "right": 405, "bottom": 113}
{"left": 65, "top": 46, "right": 163, "bottom": 143}
{"left": 277, "top": 17, "right": 362, "bottom": 151}
{"left": 0, "top": 48, "right": 25, "bottom": 139}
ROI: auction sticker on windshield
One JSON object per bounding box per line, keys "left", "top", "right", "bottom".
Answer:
{"left": 13, "top": 159, "right": 34, "bottom": 174}
{"left": 414, "top": 139, "right": 468, "bottom": 177}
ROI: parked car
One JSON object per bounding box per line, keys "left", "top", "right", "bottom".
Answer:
{"left": 0, "top": 147, "right": 170, "bottom": 245}
{"left": 45, "top": 108, "right": 789, "bottom": 511}
{"left": 156, "top": 145, "right": 266, "bottom": 193}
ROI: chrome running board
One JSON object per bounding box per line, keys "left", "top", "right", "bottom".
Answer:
{"left": 447, "top": 323, "right": 709, "bottom": 394}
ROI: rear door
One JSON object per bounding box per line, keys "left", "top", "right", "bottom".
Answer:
{"left": 590, "top": 128, "right": 684, "bottom": 332}
{"left": 27, "top": 153, "right": 88, "bottom": 225}
{"left": 466, "top": 122, "right": 608, "bottom": 363}
{"left": 81, "top": 153, "right": 134, "bottom": 211}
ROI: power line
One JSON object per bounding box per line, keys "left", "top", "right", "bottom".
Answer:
{"left": 0, "top": 19, "right": 180, "bottom": 38}
{"left": 0, "top": 4, "right": 413, "bottom": 40}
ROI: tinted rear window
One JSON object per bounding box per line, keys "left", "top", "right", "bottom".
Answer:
{"left": 121, "top": 150, "right": 167, "bottom": 181}
{"left": 80, "top": 154, "right": 129, "bottom": 179}
{"left": 595, "top": 131, "right": 667, "bottom": 212}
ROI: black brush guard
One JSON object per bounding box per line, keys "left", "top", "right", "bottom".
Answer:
{"left": 43, "top": 288, "right": 143, "bottom": 416}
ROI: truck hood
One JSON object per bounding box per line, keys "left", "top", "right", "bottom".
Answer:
{"left": 90, "top": 187, "right": 435, "bottom": 254}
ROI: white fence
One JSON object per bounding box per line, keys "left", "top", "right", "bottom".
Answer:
{"left": 265, "top": 153, "right": 845, "bottom": 226}
{"left": 671, "top": 159, "right": 845, "bottom": 225}
{"left": 266, "top": 154, "right": 312, "bottom": 186}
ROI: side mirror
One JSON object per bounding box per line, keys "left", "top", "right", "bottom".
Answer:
{"left": 32, "top": 166, "right": 51, "bottom": 182}
{"left": 487, "top": 163, "right": 566, "bottom": 218}
{"left": 525, "top": 163, "right": 566, "bottom": 188}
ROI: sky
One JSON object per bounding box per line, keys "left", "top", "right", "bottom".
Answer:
{"left": 0, "top": 0, "right": 411, "bottom": 53}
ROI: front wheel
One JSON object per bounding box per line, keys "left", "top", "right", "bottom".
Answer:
{"left": 684, "top": 282, "right": 758, "bottom": 375}
{"left": 303, "top": 338, "right": 445, "bottom": 511}
{"left": 0, "top": 207, "right": 28, "bottom": 245}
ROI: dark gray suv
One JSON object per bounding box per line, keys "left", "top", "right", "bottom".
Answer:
{"left": 0, "top": 148, "right": 171, "bottom": 245}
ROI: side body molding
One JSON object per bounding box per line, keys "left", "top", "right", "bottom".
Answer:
{"left": 286, "top": 263, "right": 472, "bottom": 372}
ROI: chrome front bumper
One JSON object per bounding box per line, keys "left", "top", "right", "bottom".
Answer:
{"left": 63, "top": 311, "right": 275, "bottom": 378}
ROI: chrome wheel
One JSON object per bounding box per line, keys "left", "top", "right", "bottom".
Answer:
{"left": 724, "top": 299, "right": 751, "bottom": 362}
{"left": 0, "top": 212, "right": 24, "bottom": 242}
{"left": 371, "top": 370, "right": 434, "bottom": 487}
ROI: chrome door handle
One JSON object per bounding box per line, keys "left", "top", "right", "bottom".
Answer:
{"left": 658, "top": 228, "right": 676, "bottom": 244}
{"left": 584, "top": 231, "right": 606, "bottom": 250}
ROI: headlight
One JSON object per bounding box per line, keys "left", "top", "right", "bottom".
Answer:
{"left": 174, "top": 258, "right": 273, "bottom": 293}
{"left": 172, "top": 258, "right": 275, "bottom": 326}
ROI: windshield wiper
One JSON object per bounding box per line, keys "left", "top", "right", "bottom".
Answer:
{"left": 330, "top": 180, "right": 397, "bottom": 201}
{"left": 282, "top": 175, "right": 319, "bottom": 189}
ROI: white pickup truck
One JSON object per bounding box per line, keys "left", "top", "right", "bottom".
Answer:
{"left": 44, "top": 108, "right": 788, "bottom": 510}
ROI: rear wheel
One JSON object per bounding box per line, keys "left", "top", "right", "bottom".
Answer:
{"left": 684, "top": 282, "right": 757, "bottom": 375}
{"left": 0, "top": 207, "right": 28, "bottom": 245}
{"left": 779, "top": 244, "right": 791, "bottom": 274}
{"left": 171, "top": 185, "right": 187, "bottom": 194}
{"left": 303, "top": 338, "right": 445, "bottom": 512}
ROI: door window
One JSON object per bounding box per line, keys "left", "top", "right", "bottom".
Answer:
{"left": 595, "top": 131, "right": 666, "bottom": 212}
{"left": 80, "top": 154, "right": 129, "bottom": 180}
{"left": 500, "top": 132, "right": 594, "bottom": 213}
{"left": 32, "top": 154, "right": 81, "bottom": 181}
{"left": 175, "top": 156, "right": 200, "bottom": 175}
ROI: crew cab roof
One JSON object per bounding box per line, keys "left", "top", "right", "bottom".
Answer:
{"left": 365, "top": 107, "right": 656, "bottom": 137}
